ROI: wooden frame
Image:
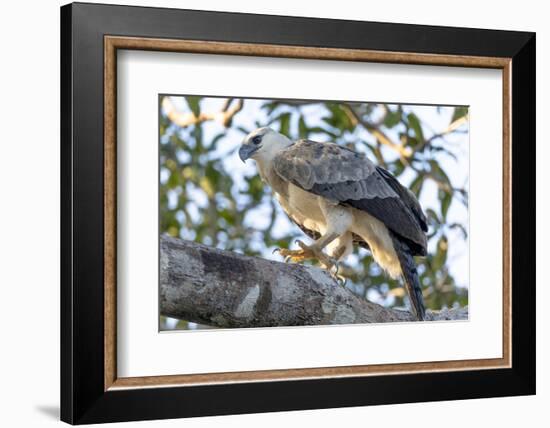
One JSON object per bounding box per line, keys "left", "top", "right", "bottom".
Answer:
{"left": 62, "top": 2, "right": 535, "bottom": 424}
{"left": 104, "top": 35, "right": 512, "bottom": 389}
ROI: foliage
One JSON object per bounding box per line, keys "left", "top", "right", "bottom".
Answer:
{"left": 159, "top": 96, "right": 469, "bottom": 328}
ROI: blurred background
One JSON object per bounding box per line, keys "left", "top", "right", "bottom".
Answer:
{"left": 159, "top": 95, "right": 469, "bottom": 330}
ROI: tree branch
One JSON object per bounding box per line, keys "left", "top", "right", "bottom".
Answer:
{"left": 160, "top": 236, "right": 468, "bottom": 328}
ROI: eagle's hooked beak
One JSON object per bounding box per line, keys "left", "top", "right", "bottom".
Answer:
{"left": 239, "top": 144, "right": 258, "bottom": 162}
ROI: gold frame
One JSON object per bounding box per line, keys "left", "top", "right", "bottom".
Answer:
{"left": 104, "top": 36, "right": 512, "bottom": 391}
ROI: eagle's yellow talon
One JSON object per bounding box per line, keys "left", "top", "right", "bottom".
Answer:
{"left": 274, "top": 242, "right": 347, "bottom": 285}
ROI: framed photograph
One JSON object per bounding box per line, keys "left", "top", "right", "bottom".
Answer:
{"left": 61, "top": 2, "right": 535, "bottom": 424}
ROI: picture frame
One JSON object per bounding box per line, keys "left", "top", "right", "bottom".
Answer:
{"left": 61, "top": 2, "right": 535, "bottom": 424}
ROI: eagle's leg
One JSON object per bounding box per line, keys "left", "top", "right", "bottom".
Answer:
{"left": 276, "top": 202, "right": 352, "bottom": 284}
{"left": 324, "top": 232, "right": 354, "bottom": 285}
{"left": 277, "top": 237, "right": 339, "bottom": 271}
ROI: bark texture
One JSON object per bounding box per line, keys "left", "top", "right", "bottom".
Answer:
{"left": 160, "top": 235, "right": 468, "bottom": 328}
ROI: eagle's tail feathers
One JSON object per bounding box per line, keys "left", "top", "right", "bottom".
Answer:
{"left": 391, "top": 234, "right": 426, "bottom": 321}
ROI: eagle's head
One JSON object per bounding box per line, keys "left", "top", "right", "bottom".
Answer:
{"left": 239, "top": 127, "right": 292, "bottom": 163}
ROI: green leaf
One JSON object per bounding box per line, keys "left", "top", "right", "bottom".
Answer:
{"left": 245, "top": 175, "right": 264, "bottom": 201}
{"left": 325, "top": 103, "right": 353, "bottom": 132}
{"left": 167, "top": 170, "right": 179, "bottom": 188}
{"left": 407, "top": 113, "right": 424, "bottom": 142}
{"left": 205, "top": 162, "right": 221, "bottom": 188}
{"left": 431, "top": 235, "right": 448, "bottom": 272}
{"left": 185, "top": 96, "right": 201, "bottom": 117}
{"left": 278, "top": 112, "right": 291, "bottom": 136}
{"left": 383, "top": 109, "right": 402, "bottom": 128}
{"left": 430, "top": 160, "right": 452, "bottom": 190}
{"left": 409, "top": 174, "right": 424, "bottom": 197}
{"left": 390, "top": 159, "right": 406, "bottom": 177}
{"left": 451, "top": 106, "right": 468, "bottom": 123}
{"left": 441, "top": 191, "right": 452, "bottom": 218}
{"left": 298, "top": 116, "right": 307, "bottom": 139}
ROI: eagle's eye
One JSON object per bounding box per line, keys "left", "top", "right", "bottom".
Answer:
{"left": 252, "top": 135, "right": 262, "bottom": 145}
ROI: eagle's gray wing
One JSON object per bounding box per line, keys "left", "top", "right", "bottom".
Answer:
{"left": 273, "top": 139, "right": 427, "bottom": 255}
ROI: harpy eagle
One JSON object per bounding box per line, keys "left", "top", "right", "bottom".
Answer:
{"left": 239, "top": 127, "right": 428, "bottom": 320}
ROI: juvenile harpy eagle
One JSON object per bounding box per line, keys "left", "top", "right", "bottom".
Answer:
{"left": 239, "top": 127, "right": 428, "bottom": 320}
